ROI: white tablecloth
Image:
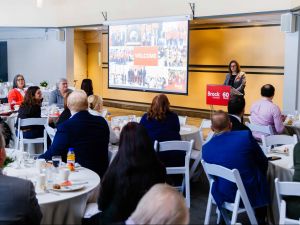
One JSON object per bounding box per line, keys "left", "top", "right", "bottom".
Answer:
{"left": 266, "top": 144, "right": 295, "bottom": 224}
{"left": 4, "top": 148, "right": 100, "bottom": 225}
{"left": 180, "top": 124, "right": 201, "bottom": 150}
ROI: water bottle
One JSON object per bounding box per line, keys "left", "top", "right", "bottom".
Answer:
{"left": 67, "top": 148, "right": 75, "bottom": 171}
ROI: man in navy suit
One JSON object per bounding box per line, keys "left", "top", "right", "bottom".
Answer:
{"left": 202, "top": 110, "right": 269, "bottom": 224}
{"left": 40, "top": 90, "right": 109, "bottom": 178}
{"left": 227, "top": 95, "right": 251, "bottom": 132}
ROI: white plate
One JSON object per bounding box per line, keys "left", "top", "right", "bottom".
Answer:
{"left": 52, "top": 184, "right": 84, "bottom": 192}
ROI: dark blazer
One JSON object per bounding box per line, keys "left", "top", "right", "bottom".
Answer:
{"left": 39, "top": 110, "right": 109, "bottom": 178}
{"left": 0, "top": 174, "right": 42, "bottom": 224}
{"left": 140, "top": 111, "right": 181, "bottom": 144}
{"left": 229, "top": 115, "right": 251, "bottom": 132}
{"left": 202, "top": 130, "right": 269, "bottom": 208}
{"left": 17, "top": 104, "right": 42, "bottom": 130}
{"left": 56, "top": 108, "right": 71, "bottom": 126}
{"left": 224, "top": 73, "right": 246, "bottom": 94}
{"left": 98, "top": 163, "right": 166, "bottom": 224}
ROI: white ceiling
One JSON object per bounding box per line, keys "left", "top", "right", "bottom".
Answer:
{"left": 0, "top": 0, "right": 297, "bottom": 27}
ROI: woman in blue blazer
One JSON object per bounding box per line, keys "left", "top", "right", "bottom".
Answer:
{"left": 140, "top": 94, "right": 182, "bottom": 185}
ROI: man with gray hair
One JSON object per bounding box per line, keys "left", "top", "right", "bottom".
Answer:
{"left": 39, "top": 90, "right": 110, "bottom": 178}
{"left": 0, "top": 130, "right": 42, "bottom": 224}
{"left": 49, "top": 78, "right": 72, "bottom": 108}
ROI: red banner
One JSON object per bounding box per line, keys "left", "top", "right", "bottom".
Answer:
{"left": 206, "top": 85, "right": 231, "bottom": 106}
{"left": 133, "top": 47, "right": 158, "bottom": 66}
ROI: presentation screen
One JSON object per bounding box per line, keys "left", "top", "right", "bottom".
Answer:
{"left": 108, "top": 19, "right": 189, "bottom": 94}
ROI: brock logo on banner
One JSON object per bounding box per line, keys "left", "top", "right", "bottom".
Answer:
{"left": 206, "top": 85, "right": 231, "bottom": 106}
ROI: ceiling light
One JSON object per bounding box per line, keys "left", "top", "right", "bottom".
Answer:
{"left": 37, "top": 0, "right": 43, "bottom": 8}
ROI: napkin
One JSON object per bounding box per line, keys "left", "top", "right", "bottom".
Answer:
{"left": 270, "top": 145, "right": 290, "bottom": 155}
{"left": 83, "top": 203, "right": 100, "bottom": 218}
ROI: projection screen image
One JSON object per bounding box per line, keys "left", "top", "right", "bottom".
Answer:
{"left": 108, "top": 20, "right": 188, "bottom": 94}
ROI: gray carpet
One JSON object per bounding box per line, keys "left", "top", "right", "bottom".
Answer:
{"left": 189, "top": 176, "right": 251, "bottom": 225}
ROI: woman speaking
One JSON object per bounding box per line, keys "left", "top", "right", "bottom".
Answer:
{"left": 224, "top": 60, "right": 246, "bottom": 95}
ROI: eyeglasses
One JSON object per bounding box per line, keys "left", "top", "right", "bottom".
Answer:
{"left": 17, "top": 78, "right": 24, "bottom": 81}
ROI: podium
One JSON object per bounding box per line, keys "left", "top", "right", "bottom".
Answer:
{"left": 206, "top": 85, "right": 231, "bottom": 106}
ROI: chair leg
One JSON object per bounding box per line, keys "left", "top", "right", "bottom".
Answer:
{"left": 190, "top": 152, "right": 201, "bottom": 179}
{"left": 185, "top": 171, "right": 190, "bottom": 208}
{"left": 204, "top": 193, "right": 213, "bottom": 225}
{"left": 216, "top": 208, "right": 220, "bottom": 224}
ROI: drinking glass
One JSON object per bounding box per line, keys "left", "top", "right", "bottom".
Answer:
{"left": 52, "top": 156, "right": 62, "bottom": 168}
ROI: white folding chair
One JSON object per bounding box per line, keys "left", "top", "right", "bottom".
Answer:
{"left": 201, "top": 160, "right": 258, "bottom": 225}
{"left": 178, "top": 116, "right": 187, "bottom": 126}
{"left": 154, "top": 140, "right": 194, "bottom": 208}
{"left": 44, "top": 124, "right": 56, "bottom": 142}
{"left": 275, "top": 178, "right": 300, "bottom": 224}
{"left": 190, "top": 130, "right": 203, "bottom": 179}
{"left": 245, "top": 121, "right": 274, "bottom": 138}
{"left": 16, "top": 118, "right": 48, "bottom": 152}
{"left": 200, "top": 119, "right": 214, "bottom": 144}
{"left": 261, "top": 134, "right": 297, "bottom": 154}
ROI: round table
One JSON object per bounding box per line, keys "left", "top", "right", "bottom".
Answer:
{"left": 266, "top": 144, "right": 294, "bottom": 224}
{"left": 4, "top": 148, "right": 100, "bottom": 225}
{"left": 180, "top": 124, "right": 201, "bottom": 150}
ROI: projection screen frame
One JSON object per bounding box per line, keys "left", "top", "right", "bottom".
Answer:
{"left": 107, "top": 18, "right": 190, "bottom": 96}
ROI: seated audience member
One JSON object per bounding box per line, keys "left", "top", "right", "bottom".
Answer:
{"left": 49, "top": 78, "right": 72, "bottom": 108}
{"left": 56, "top": 91, "right": 71, "bottom": 126}
{"left": 0, "top": 119, "right": 12, "bottom": 147}
{"left": 87, "top": 95, "right": 105, "bottom": 117}
{"left": 98, "top": 122, "right": 166, "bottom": 224}
{"left": 284, "top": 142, "right": 300, "bottom": 220}
{"left": 202, "top": 110, "right": 269, "bottom": 224}
{"left": 140, "top": 94, "right": 182, "bottom": 185}
{"left": 128, "top": 184, "right": 189, "bottom": 225}
{"left": 250, "top": 84, "right": 285, "bottom": 139}
{"left": 8, "top": 74, "right": 26, "bottom": 105}
{"left": 81, "top": 78, "right": 93, "bottom": 96}
{"left": 227, "top": 95, "right": 251, "bottom": 132}
{"left": 88, "top": 95, "right": 118, "bottom": 144}
{"left": 0, "top": 131, "right": 42, "bottom": 224}
{"left": 140, "top": 94, "right": 180, "bottom": 143}
{"left": 39, "top": 90, "right": 109, "bottom": 178}
{"left": 16, "top": 86, "right": 44, "bottom": 139}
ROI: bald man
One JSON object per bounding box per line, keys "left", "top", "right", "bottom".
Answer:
{"left": 202, "top": 110, "right": 269, "bottom": 224}
{"left": 0, "top": 130, "right": 42, "bottom": 224}
{"left": 39, "top": 90, "right": 109, "bottom": 178}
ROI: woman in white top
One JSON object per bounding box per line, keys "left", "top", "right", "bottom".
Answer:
{"left": 87, "top": 95, "right": 118, "bottom": 144}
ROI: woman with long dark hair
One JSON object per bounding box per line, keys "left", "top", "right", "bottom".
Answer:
{"left": 98, "top": 122, "right": 166, "bottom": 224}
{"left": 8, "top": 74, "right": 26, "bottom": 105}
{"left": 16, "top": 86, "right": 43, "bottom": 139}
{"left": 140, "top": 94, "right": 180, "bottom": 143}
{"left": 224, "top": 60, "right": 246, "bottom": 95}
{"left": 81, "top": 78, "right": 93, "bottom": 96}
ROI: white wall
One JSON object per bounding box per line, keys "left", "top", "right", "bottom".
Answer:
{"left": 0, "top": 28, "right": 70, "bottom": 87}
{"left": 0, "top": 0, "right": 296, "bottom": 27}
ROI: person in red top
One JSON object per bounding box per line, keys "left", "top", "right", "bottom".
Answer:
{"left": 8, "top": 74, "right": 26, "bottom": 105}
